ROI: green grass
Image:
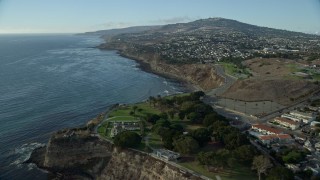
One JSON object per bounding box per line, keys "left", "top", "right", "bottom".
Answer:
{"left": 286, "top": 64, "right": 300, "bottom": 73}
{"left": 283, "top": 74, "right": 304, "bottom": 80}
{"left": 109, "top": 106, "right": 133, "bottom": 117}
{"left": 220, "top": 62, "right": 238, "bottom": 76}
{"left": 165, "top": 93, "right": 191, "bottom": 100}
{"left": 312, "top": 73, "right": 320, "bottom": 81}
{"left": 179, "top": 161, "right": 256, "bottom": 180}
{"left": 109, "top": 102, "right": 161, "bottom": 119}
{"left": 109, "top": 116, "right": 138, "bottom": 121}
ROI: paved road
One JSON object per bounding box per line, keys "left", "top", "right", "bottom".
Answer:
{"left": 204, "top": 63, "right": 320, "bottom": 126}
{"left": 206, "top": 64, "right": 237, "bottom": 97}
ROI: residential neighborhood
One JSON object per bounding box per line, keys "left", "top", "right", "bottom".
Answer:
{"left": 246, "top": 101, "right": 320, "bottom": 177}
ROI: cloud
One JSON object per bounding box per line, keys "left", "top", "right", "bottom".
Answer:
{"left": 149, "top": 16, "right": 193, "bottom": 24}
{"left": 94, "top": 21, "right": 133, "bottom": 29}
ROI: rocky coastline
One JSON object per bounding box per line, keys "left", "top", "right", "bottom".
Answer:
{"left": 26, "top": 123, "right": 201, "bottom": 180}
{"left": 97, "top": 43, "right": 223, "bottom": 92}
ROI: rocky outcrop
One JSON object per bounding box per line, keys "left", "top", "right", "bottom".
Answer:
{"left": 28, "top": 128, "right": 201, "bottom": 180}
{"left": 99, "top": 148, "right": 200, "bottom": 180}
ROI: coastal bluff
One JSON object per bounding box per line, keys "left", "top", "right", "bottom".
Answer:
{"left": 27, "top": 128, "right": 201, "bottom": 180}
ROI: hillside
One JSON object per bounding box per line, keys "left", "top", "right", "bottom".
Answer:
{"left": 100, "top": 18, "right": 320, "bottom": 64}
{"left": 96, "top": 18, "right": 320, "bottom": 103}
{"left": 82, "top": 25, "right": 161, "bottom": 38}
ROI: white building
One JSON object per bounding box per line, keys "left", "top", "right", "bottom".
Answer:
{"left": 155, "top": 149, "right": 180, "bottom": 161}
{"left": 110, "top": 121, "right": 140, "bottom": 137}
{"left": 281, "top": 113, "right": 302, "bottom": 123}
{"left": 258, "top": 134, "right": 293, "bottom": 145}
{"left": 251, "top": 124, "right": 283, "bottom": 135}
{"left": 273, "top": 117, "right": 299, "bottom": 130}
{"left": 281, "top": 110, "right": 316, "bottom": 124}
{"left": 290, "top": 110, "right": 316, "bottom": 124}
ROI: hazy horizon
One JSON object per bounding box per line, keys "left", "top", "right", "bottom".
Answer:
{"left": 0, "top": 0, "right": 319, "bottom": 34}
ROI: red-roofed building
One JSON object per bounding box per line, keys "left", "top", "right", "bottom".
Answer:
{"left": 274, "top": 117, "right": 299, "bottom": 130}
{"left": 252, "top": 124, "right": 283, "bottom": 135}
{"left": 258, "top": 134, "right": 293, "bottom": 145}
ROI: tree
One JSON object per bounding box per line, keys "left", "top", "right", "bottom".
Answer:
{"left": 266, "top": 167, "right": 294, "bottom": 180}
{"left": 178, "top": 111, "right": 186, "bottom": 120}
{"left": 132, "top": 105, "right": 138, "bottom": 115}
{"left": 159, "top": 112, "right": 168, "bottom": 120}
{"left": 282, "top": 150, "right": 306, "bottom": 164}
{"left": 146, "top": 114, "right": 160, "bottom": 124}
{"left": 197, "top": 151, "right": 215, "bottom": 165}
{"left": 191, "top": 128, "right": 211, "bottom": 147}
{"left": 173, "top": 136, "right": 199, "bottom": 154}
{"left": 203, "top": 113, "right": 218, "bottom": 127}
{"left": 233, "top": 145, "right": 255, "bottom": 162}
{"left": 149, "top": 96, "right": 156, "bottom": 107}
{"left": 114, "top": 131, "right": 142, "bottom": 148}
{"left": 252, "top": 155, "right": 273, "bottom": 180}
{"left": 168, "top": 110, "right": 175, "bottom": 120}
{"left": 187, "top": 112, "right": 200, "bottom": 123}
{"left": 224, "top": 131, "right": 249, "bottom": 150}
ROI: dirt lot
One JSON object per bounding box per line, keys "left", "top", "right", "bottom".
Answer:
{"left": 221, "top": 78, "right": 318, "bottom": 105}
{"left": 243, "top": 58, "right": 300, "bottom": 79}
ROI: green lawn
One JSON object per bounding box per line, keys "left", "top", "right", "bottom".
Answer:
{"left": 312, "top": 73, "right": 320, "bottom": 81}
{"left": 109, "top": 116, "right": 138, "bottom": 121}
{"left": 109, "top": 102, "right": 161, "bottom": 118}
{"left": 219, "top": 62, "right": 251, "bottom": 78}
{"left": 179, "top": 161, "right": 256, "bottom": 180}
{"left": 220, "top": 62, "right": 238, "bottom": 76}
{"left": 97, "top": 121, "right": 112, "bottom": 139}
{"left": 286, "top": 64, "right": 300, "bottom": 73}
{"left": 136, "top": 103, "right": 161, "bottom": 115}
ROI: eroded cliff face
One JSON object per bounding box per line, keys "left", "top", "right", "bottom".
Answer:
{"left": 98, "top": 44, "right": 223, "bottom": 91}
{"left": 29, "top": 128, "right": 201, "bottom": 180}
{"left": 99, "top": 148, "right": 200, "bottom": 180}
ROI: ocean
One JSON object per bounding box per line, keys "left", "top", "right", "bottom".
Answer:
{"left": 0, "top": 34, "right": 184, "bottom": 179}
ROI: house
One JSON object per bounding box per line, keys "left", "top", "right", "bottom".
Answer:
{"left": 110, "top": 121, "right": 140, "bottom": 137}
{"left": 311, "top": 121, "right": 320, "bottom": 127}
{"left": 277, "top": 134, "right": 294, "bottom": 144}
{"left": 285, "top": 164, "right": 301, "bottom": 173}
{"left": 251, "top": 124, "right": 283, "bottom": 135}
{"left": 257, "top": 134, "right": 293, "bottom": 145}
{"left": 155, "top": 149, "right": 180, "bottom": 161}
{"left": 304, "top": 140, "right": 315, "bottom": 152}
{"left": 281, "top": 113, "right": 302, "bottom": 123}
{"left": 273, "top": 117, "right": 300, "bottom": 130}
{"left": 315, "top": 142, "right": 320, "bottom": 151}
{"left": 258, "top": 135, "right": 277, "bottom": 145}
{"left": 281, "top": 111, "right": 315, "bottom": 124}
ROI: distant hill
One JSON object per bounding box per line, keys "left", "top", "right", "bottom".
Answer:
{"left": 81, "top": 25, "right": 162, "bottom": 38}
{"left": 99, "top": 17, "right": 320, "bottom": 64}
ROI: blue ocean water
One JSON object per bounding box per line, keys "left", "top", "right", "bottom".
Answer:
{"left": 0, "top": 34, "right": 184, "bottom": 179}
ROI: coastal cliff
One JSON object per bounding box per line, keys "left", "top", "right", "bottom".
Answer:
{"left": 27, "top": 128, "right": 201, "bottom": 180}
{"left": 98, "top": 43, "right": 223, "bottom": 91}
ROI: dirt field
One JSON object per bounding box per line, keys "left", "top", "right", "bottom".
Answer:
{"left": 221, "top": 78, "right": 318, "bottom": 105}
{"left": 243, "top": 58, "right": 300, "bottom": 79}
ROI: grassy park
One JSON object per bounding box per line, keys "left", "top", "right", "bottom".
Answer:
{"left": 96, "top": 92, "right": 261, "bottom": 180}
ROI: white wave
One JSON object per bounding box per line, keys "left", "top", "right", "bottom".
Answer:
{"left": 163, "top": 81, "right": 168, "bottom": 85}
{"left": 9, "top": 142, "right": 45, "bottom": 168}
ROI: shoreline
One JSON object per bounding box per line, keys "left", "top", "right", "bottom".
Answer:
{"left": 117, "top": 51, "right": 200, "bottom": 93}
{"left": 96, "top": 44, "right": 201, "bottom": 93}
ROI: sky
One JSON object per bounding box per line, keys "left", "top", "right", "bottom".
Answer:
{"left": 0, "top": 0, "right": 319, "bottom": 34}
